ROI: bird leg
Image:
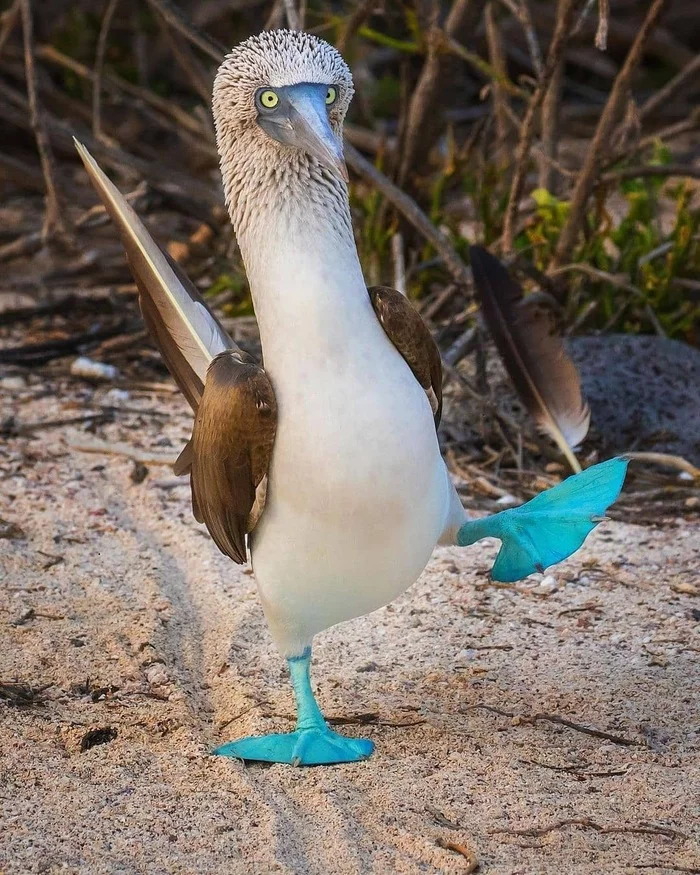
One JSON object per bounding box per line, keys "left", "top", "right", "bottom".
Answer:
{"left": 214, "top": 647, "right": 374, "bottom": 766}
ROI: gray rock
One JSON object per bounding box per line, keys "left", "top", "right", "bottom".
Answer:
{"left": 568, "top": 335, "right": 700, "bottom": 464}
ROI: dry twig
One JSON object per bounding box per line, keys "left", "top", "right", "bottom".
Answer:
{"left": 464, "top": 703, "right": 642, "bottom": 746}
{"left": 600, "top": 163, "right": 700, "bottom": 184}
{"left": 0, "top": 0, "right": 20, "bottom": 56}
{"left": 552, "top": 0, "right": 671, "bottom": 268}
{"left": 436, "top": 838, "right": 479, "bottom": 872}
{"left": 485, "top": 2, "right": 510, "bottom": 154}
{"left": 19, "top": 0, "right": 68, "bottom": 241}
{"left": 502, "top": 0, "right": 582, "bottom": 252}
{"left": 282, "top": 0, "right": 302, "bottom": 31}
{"left": 397, "top": 0, "right": 486, "bottom": 186}
{"left": 595, "top": 0, "right": 610, "bottom": 51}
{"left": 92, "top": 0, "right": 119, "bottom": 144}
{"left": 538, "top": 0, "right": 567, "bottom": 192}
{"left": 345, "top": 142, "right": 472, "bottom": 289}
{"left": 38, "top": 44, "right": 207, "bottom": 139}
{"left": 492, "top": 817, "right": 686, "bottom": 841}
{"left": 336, "top": 0, "right": 376, "bottom": 54}
{"left": 142, "top": 0, "right": 226, "bottom": 62}
{"left": 497, "top": 0, "right": 542, "bottom": 75}
{"left": 639, "top": 53, "right": 700, "bottom": 122}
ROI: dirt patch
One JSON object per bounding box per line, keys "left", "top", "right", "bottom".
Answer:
{"left": 1, "top": 377, "right": 699, "bottom": 875}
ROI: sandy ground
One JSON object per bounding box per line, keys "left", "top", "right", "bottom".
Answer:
{"left": 1, "top": 376, "right": 699, "bottom": 875}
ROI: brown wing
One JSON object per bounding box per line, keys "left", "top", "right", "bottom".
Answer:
{"left": 73, "top": 141, "right": 276, "bottom": 562}
{"left": 188, "top": 350, "right": 277, "bottom": 564}
{"left": 368, "top": 286, "right": 443, "bottom": 428}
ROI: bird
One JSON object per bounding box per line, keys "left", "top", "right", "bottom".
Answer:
{"left": 74, "top": 29, "right": 628, "bottom": 767}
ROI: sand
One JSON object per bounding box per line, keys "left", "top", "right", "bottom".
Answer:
{"left": 1, "top": 376, "right": 699, "bottom": 875}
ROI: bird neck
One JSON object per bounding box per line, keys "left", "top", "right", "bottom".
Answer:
{"left": 226, "top": 161, "right": 373, "bottom": 373}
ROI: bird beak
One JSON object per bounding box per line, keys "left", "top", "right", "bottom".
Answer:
{"left": 257, "top": 84, "right": 349, "bottom": 183}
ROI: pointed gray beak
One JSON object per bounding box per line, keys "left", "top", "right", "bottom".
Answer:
{"left": 257, "top": 84, "right": 348, "bottom": 183}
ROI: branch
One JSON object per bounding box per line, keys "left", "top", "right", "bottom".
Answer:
{"left": 492, "top": 818, "right": 686, "bottom": 841}
{"left": 19, "top": 0, "right": 68, "bottom": 242}
{"left": 92, "top": 0, "right": 119, "bottom": 144}
{"left": 538, "top": 0, "right": 567, "bottom": 192}
{"left": 38, "top": 44, "right": 208, "bottom": 139}
{"left": 497, "top": 0, "right": 542, "bottom": 76}
{"left": 345, "top": 141, "right": 472, "bottom": 289}
{"left": 501, "top": 0, "right": 582, "bottom": 252}
{"left": 595, "top": 0, "right": 610, "bottom": 51}
{"left": 0, "top": 0, "right": 20, "bottom": 57}
{"left": 551, "top": 0, "right": 671, "bottom": 268}
{"left": 336, "top": 0, "right": 376, "bottom": 54}
{"left": 485, "top": 2, "right": 510, "bottom": 152}
{"left": 464, "top": 702, "right": 641, "bottom": 746}
{"left": 142, "top": 0, "right": 226, "bottom": 62}
{"left": 639, "top": 53, "right": 700, "bottom": 123}
{"left": 282, "top": 0, "right": 302, "bottom": 31}
{"left": 397, "top": 0, "right": 486, "bottom": 187}
{"left": 599, "top": 163, "right": 700, "bottom": 184}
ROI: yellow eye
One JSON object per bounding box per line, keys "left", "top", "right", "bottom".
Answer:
{"left": 259, "top": 89, "right": 279, "bottom": 109}
{"left": 325, "top": 86, "right": 337, "bottom": 105}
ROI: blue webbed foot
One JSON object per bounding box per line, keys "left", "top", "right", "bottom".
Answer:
{"left": 214, "top": 647, "right": 374, "bottom": 766}
{"left": 214, "top": 727, "right": 374, "bottom": 766}
{"left": 457, "top": 457, "right": 629, "bottom": 582}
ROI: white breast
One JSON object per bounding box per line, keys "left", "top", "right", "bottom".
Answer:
{"left": 239, "top": 202, "right": 454, "bottom": 655}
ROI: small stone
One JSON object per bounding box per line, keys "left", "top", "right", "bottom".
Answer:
{"left": 130, "top": 461, "right": 149, "bottom": 484}
{"left": 145, "top": 664, "right": 169, "bottom": 686}
{"left": 357, "top": 661, "right": 378, "bottom": 673}
{"left": 495, "top": 494, "right": 518, "bottom": 506}
{"left": 533, "top": 575, "right": 558, "bottom": 595}
{"left": 70, "top": 357, "right": 119, "bottom": 382}
{"left": 0, "top": 375, "right": 27, "bottom": 391}
{"left": 671, "top": 581, "right": 698, "bottom": 597}
{"left": 102, "top": 387, "right": 130, "bottom": 404}
{"left": 0, "top": 518, "right": 26, "bottom": 540}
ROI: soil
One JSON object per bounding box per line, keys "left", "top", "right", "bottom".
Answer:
{"left": 1, "top": 375, "right": 699, "bottom": 875}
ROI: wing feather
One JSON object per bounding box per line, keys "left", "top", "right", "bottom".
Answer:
{"left": 74, "top": 138, "right": 232, "bottom": 410}
{"left": 368, "top": 286, "right": 443, "bottom": 428}
{"left": 190, "top": 351, "right": 277, "bottom": 564}
{"left": 75, "top": 140, "right": 277, "bottom": 562}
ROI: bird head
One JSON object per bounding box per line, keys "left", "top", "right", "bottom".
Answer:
{"left": 213, "top": 30, "right": 353, "bottom": 189}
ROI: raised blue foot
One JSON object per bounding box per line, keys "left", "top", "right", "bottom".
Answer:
{"left": 457, "top": 457, "right": 628, "bottom": 582}
{"left": 214, "top": 648, "right": 374, "bottom": 766}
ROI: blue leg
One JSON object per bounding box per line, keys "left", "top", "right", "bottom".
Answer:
{"left": 457, "top": 457, "right": 629, "bottom": 582}
{"left": 214, "top": 648, "right": 374, "bottom": 766}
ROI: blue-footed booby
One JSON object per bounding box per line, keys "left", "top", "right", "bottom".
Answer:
{"left": 74, "top": 29, "right": 627, "bottom": 766}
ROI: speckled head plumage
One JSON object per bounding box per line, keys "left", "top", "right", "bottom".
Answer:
{"left": 213, "top": 31, "right": 354, "bottom": 238}
{"left": 214, "top": 30, "right": 353, "bottom": 130}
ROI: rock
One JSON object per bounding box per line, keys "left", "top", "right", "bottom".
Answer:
{"left": 70, "top": 357, "right": 119, "bottom": 382}
{"left": 102, "top": 387, "right": 130, "bottom": 404}
{"left": 0, "top": 518, "right": 25, "bottom": 540}
{"left": 145, "top": 663, "right": 170, "bottom": 686}
{"left": 0, "top": 376, "right": 27, "bottom": 391}
{"left": 567, "top": 335, "right": 700, "bottom": 464}
{"left": 495, "top": 493, "right": 518, "bottom": 506}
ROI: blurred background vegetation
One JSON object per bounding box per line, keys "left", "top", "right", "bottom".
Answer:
{"left": 1, "top": 0, "right": 699, "bottom": 505}
{"left": 1, "top": 0, "right": 698, "bottom": 337}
